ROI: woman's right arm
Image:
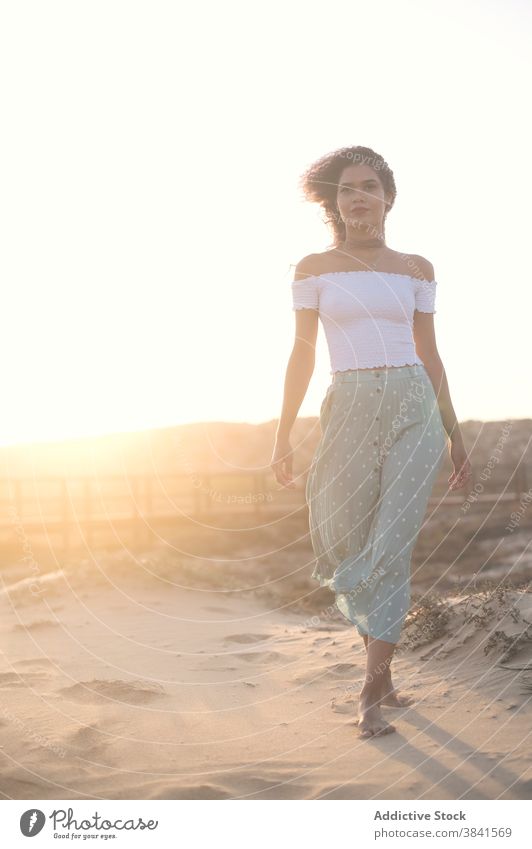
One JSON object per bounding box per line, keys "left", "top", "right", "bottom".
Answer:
{"left": 271, "top": 258, "right": 320, "bottom": 488}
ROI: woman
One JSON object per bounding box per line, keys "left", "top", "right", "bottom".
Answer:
{"left": 271, "top": 146, "right": 472, "bottom": 739}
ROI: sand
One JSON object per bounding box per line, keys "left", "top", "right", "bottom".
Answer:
{"left": 0, "top": 548, "right": 531, "bottom": 800}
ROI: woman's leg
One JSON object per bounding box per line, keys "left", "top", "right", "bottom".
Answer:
{"left": 356, "top": 636, "right": 397, "bottom": 737}
{"left": 310, "top": 367, "right": 446, "bottom": 732}
{"left": 345, "top": 369, "right": 447, "bottom": 721}
{"left": 360, "top": 632, "right": 414, "bottom": 707}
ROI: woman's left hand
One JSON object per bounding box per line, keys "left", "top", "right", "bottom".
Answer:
{"left": 448, "top": 439, "right": 472, "bottom": 490}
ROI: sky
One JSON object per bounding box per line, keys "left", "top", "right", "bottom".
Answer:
{"left": 1, "top": 0, "right": 530, "bottom": 447}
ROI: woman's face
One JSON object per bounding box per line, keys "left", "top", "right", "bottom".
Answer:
{"left": 336, "top": 163, "right": 389, "bottom": 232}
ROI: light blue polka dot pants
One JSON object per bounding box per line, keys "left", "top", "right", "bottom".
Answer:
{"left": 306, "top": 364, "right": 448, "bottom": 644}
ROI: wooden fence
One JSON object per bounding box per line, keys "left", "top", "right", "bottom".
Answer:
{"left": 0, "top": 464, "right": 529, "bottom": 554}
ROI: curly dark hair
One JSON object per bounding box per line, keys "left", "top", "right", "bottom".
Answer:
{"left": 298, "top": 145, "right": 397, "bottom": 248}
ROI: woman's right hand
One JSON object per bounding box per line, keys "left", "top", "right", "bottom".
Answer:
{"left": 270, "top": 438, "right": 296, "bottom": 489}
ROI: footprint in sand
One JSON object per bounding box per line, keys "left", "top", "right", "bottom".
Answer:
{"left": 221, "top": 769, "right": 311, "bottom": 800}
{"left": 235, "top": 651, "right": 281, "bottom": 663}
{"left": 66, "top": 721, "right": 108, "bottom": 756}
{"left": 0, "top": 671, "right": 51, "bottom": 689}
{"left": 327, "top": 662, "right": 358, "bottom": 676}
{"left": 13, "top": 658, "right": 57, "bottom": 669}
{"left": 58, "top": 678, "right": 167, "bottom": 705}
{"left": 331, "top": 695, "right": 357, "bottom": 714}
{"left": 224, "top": 634, "right": 273, "bottom": 644}
{"left": 147, "top": 783, "right": 232, "bottom": 800}
{"left": 292, "top": 661, "right": 359, "bottom": 687}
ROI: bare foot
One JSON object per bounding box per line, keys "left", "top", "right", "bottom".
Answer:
{"left": 356, "top": 688, "right": 396, "bottom": 738}
{"left": 378, "top": 676, "right": 415, "bottom": 708}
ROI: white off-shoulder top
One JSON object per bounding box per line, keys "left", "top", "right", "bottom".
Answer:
{"left": 291, "top": 270, "right": 437, "bottom": 373}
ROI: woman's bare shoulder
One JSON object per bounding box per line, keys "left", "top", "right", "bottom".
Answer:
{"left": 393, "top": 251, "right": 435, "bottom": 281}
{"left": 294, "top": 251, "right": 332, "bottom": 280}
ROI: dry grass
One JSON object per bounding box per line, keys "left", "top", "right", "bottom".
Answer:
{"left": 398, "top": 591, "right": 454, "bottom": 651}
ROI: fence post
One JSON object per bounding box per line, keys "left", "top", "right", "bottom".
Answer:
{"left": 144, "top": 475, "right": 153, "bottom": 545}
{"left": 14, "top": 478, "right": 22, "bottom": 524}
{"left": 513, "top": 462, "right": 527, "bottom": 510}
{"left": 255, "top": 472, "right": 262, "bottom": 517}
{"left": 62, "top": 478, "right": 70, "bottom": 553}
{"left": 84, "top": 478, "right": 92, "bottom": 549}
{"left": 131, "top": 476, "right": 140, "bottom": 545}
{"left": 203, "top": 475, "right": 211, "bottom": 519}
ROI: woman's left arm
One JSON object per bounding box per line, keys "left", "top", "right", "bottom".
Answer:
{"left": 412, "top": 259, "right": 472, "bottom": 490}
